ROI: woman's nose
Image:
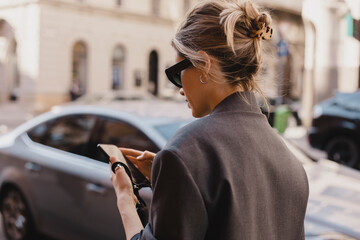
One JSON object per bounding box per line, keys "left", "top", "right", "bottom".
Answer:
{"left": 179, "top": 88, "right": 185, "bottom": 96}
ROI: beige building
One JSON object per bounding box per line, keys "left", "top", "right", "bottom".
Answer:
{"left": 0, "top": 0, "right": 196, "bottom": 111}
{"left": 0, "top": 0, "right": 315, "bottom": 117}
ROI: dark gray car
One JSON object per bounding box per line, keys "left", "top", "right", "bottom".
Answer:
{"left": 0, "top": 103, "right": 191, "bottom": 240}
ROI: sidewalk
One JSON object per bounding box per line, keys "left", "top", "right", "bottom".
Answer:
{"left": 0, "top": 101, "right": 36, "bottom": 134}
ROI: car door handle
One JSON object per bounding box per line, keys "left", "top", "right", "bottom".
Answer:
{"left": 24, "top": 162, "right": 41, "bottom": 172}
{"left": 86, "top": 183, "right": 106, "bottom": 195}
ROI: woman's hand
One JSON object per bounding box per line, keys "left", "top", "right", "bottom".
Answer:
{"left": 109, "top": 156, "right": 137, "bottom": 206}
{"left": 109, "top": 155, "right": 144, "bottom": 240}
{"left": 120, "top": 148, "right": 156, "bottom": 181}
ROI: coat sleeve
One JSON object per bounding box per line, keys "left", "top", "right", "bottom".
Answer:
{"left": 138, "top": 149, "right": 208, "bottom": 240}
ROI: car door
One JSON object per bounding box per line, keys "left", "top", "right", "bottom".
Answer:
{"left": 81, "top": 116, "right": 160, "bottom": 238}
{"left": 25, "top": 114, "right": 107, "bottom": 239}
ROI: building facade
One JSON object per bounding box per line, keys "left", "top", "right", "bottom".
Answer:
{"left": 302, "top": 0, "right": 360, "bottom": 127}
{"left": 0, "top": 0, "right": 196, "bottom": 111}
{"left": 2, "top": 0, "right": 339, "bottom": 122}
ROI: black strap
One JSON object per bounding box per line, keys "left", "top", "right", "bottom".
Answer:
{"left": 111, "top": 161, "right": 132, "bottom": 180}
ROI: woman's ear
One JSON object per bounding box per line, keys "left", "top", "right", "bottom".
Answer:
{"left": 197, "top": 50, "right": 211, "bottom": 74}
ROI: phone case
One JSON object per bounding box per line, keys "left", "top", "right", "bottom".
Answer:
{"left": 97, "top": 144, "right": 151, "bottom": 186}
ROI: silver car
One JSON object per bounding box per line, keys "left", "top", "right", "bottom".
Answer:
{"left": 0, "top": 102, "right": 192, "bottom": 240}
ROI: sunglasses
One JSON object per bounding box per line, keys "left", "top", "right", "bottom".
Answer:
{"left": 165, "top": 58, "right": 193, "bottom": 88}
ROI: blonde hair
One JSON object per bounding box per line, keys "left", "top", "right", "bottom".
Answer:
{"left": 172, "top": 0, "right": 272, "bottom": 95}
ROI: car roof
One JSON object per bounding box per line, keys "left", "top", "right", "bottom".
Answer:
{"left": 317, "top": 90, "right": 360, "bottom": 118}
{"left": 54, "top": 99, "right": 193, "bottom": 121}
{"left": 333, "top": 90, "right": 360, "bottom": 112}
{"left": 7, "top": 100, "right": 192, "bottom": 139}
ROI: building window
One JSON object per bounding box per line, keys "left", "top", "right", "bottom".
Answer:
{"left": 148, "top": 50, "right": 158, "bottom": 95}
{"left": 112, "top": 46, "right": 125, "bottom": 90}
{"left": 72, "top": 41, "right": 88, "bottom": 97}
{"left": 152, "top": 0, "right": 160, "bottom": 15}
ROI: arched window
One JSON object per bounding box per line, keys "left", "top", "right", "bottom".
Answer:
{"left": 148, "top": 50, "right": 158, "bottom": 96}
{"left": 0, "top": 19, "right": 18, "bottom": 102}
{"left": 71, "top": 41, "right": 87, "bottom": 97}
{"left": 112, "top": 45, "right": 125, "bottom": 90}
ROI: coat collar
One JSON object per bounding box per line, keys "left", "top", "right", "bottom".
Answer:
{"left": 210, "top": 91, "right": 261, "bottom": 115}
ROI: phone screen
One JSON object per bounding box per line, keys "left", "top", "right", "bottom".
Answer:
{"left": 97, "top": 144, "right": 150, "bottom": 186}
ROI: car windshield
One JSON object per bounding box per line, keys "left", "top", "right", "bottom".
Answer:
{"left": 154, "top": 121, "right": 191, "bottom": 141}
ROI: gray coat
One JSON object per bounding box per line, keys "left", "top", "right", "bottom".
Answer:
{"left": 135, "top": 92, "right": 309, "bottom": 240}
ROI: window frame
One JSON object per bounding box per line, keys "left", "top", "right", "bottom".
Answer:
{"left": 26, "top": 114, "right": 100, "bottom": 158}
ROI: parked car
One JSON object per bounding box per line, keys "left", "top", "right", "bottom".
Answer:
{"left": 0, "top": 101, "right": 192, "bottom": 240}
{"left": 308, "top": 90, "right": 360, "bottom": 169}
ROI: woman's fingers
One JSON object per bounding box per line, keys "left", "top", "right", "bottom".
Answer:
{"left": 136, "top": 150, "right": 156, "bottom": 161}
{"left": 109, "top": 155, "right": 117, "bottom": 165}
{"left": 119, "top": 148, "right": 143, "bottom": 158}
{"left": 112, "top": 149, "right": 155, "bottom": 181}
{"left": 119, "top": 148, "right": 156, "bottom": 162}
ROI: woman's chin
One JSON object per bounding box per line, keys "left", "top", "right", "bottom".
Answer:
{"left": 191, "top": 109, "right": 208, "bottom": 118}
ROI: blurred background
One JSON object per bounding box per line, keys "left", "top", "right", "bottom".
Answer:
{"left": 0, "top": 0, "right": 360, "bottom": 239}
{"left": 0, "top": 0, "right": 358, "bottom": 117}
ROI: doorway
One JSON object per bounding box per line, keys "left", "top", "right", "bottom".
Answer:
{"left": 0, "top": 19, "right": 18, "bottom": 102}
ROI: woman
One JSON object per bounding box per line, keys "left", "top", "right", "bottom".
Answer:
{"left": 110, "top": 1, "right": 309, "bottom": 239}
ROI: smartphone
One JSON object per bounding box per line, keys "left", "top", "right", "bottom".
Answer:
{"left": 97, "top": 144, "right": 150, "bottom": 186}
{"left": 97, "top": 144, "right": 127, "bottom": 164}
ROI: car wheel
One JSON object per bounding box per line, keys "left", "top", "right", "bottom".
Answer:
{"left": 0, "top": 188, "right": 35, "bottom": 240}
{"left": 325, "top": 136, "right": 359, "bottom": 168}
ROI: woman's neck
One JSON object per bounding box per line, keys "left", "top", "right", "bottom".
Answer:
{"left": 208, "top": 85, "right": 239, "bottom": 114}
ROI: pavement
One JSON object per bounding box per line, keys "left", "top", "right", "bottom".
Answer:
{"left": 0, "top": 101, "right": 36, "bottom": 134}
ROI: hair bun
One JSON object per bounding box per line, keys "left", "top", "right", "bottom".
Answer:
{"left": 251, "top": 12, "right": 273, "bottom": 40}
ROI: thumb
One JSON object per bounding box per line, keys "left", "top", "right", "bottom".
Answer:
{"left": 109, "top": 156, "right": 118, "bottom": 165}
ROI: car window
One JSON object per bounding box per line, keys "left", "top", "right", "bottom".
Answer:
{"left": 27, "top": 122, "right": 50, "bottom": 143}
{"left": 92, "top": 118, "right": 159, "bottom": 163}
{"left": 28, "top": 115, "right": 96, "bottom": 156}
{"left": 154, "top": 121, "right": 191, "bottom": 141}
